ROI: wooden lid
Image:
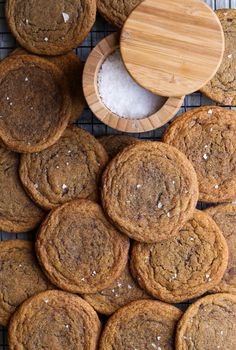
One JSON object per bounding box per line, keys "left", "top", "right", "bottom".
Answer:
{"left": 120, "top": 0, "right": 225, "bottom": 97}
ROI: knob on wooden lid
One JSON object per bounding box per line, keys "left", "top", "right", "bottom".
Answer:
{"left": 120, "top": 0, "right": 224, "bottom": 97}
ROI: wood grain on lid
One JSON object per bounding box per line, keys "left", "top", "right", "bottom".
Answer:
{"left": 120, "top": 0, "right": 225, "bottom": 97}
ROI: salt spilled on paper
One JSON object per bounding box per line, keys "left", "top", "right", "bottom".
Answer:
{"left": 97, "top": 49, "right": 166, "bottom": 120}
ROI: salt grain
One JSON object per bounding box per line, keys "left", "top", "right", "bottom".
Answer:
{"left": 62, "top": 12, "right": 70, "bottom": 23}
{"left": 203, "top": 154, "right": 208, "bottom": 160}
{"left": 92, "top": 271, "right": 97, "bottom": 276}
{"left": 128, "top": 284, "right": 132, "bottom": 289}
{"left": 25, "top": 77, "right": 29, "bottom": 81}
{"left": 157, "top": 202, "right": 163, "bottom": 209}
{"left": 208, "top": 109, "right": 213, "bottom": 114}
{"left": 97, "top": 49, "right": 166, "bottom": 119}
{"left": 214, "top": 185, "right": 219, "bottom": 189}
{"left": 44, "top": 37, "right": 49, "bottom": 42}
{"left": 62, "top": 184, "right": 67, "bottom": 190}
{"left": 228, "top": 54, "right": 233, "bottom": 59}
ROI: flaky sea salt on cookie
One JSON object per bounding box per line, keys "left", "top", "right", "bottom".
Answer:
{"left": 36, "top": 200, "right": 130, "bottom": 294}
{"left": 102, "top": 141, "right": 199, "bottom": 243}
{"left": 83, "top": 264, "right": 150, "bottom": 315}
{"left": 163, "top": 106, "right": 236, "bottom": 202}
{"left": 131, "top": 210, "right": 228, "bottom": 303}
{"left": 176, "top": 293, "right": 236, "bottom": 350}
{"left": 20, "top": 127, "right": 108, "bottom": 209}
{"left": 8, "top": 290, "right": 101, "bottom": 350}
{"left": 99, "top": 300, "right": 182, "bottom": 350}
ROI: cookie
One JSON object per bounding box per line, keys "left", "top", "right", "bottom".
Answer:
{"left": 97, "top": 0, "right": 142, "bottom": 28}
{"left": 8, "top": 290, "right": 101, "bottom": 350}
{"left": 99, "top": 134, "right": 140, "bottom": 158}
{"left": 83, "top": 264, "right": 150, "bottom": 315}
{"left": 163, "top": 106, "right": 236, "bottom": 203}
{"left": 20, "top": 127, "right": 108, "bottom": 210}
{"left": 11, "top": 48, "right": 85, "bottom": 123}
{"left": 0, "top": 54, "right": 71, "bottom": 153}
{"left": 205, "top": 204, "right": 236, "bottom": 294}
{"left": 102, "top": 141, "right": 199, "bottom": 243}
{"left": 0, "top": 240, "right": 53, "bottom": 326}
{"left": 99, "top": 299, "right": 182, "bottom": 349}
{"left": 0, "top": 146, "right": 44, "bottom": 233}
{"left": 131, "top": 210, "right": 228, "bottom": 303}
{"left": 36, "top": 200, "right": 130, "bottom": 293}
{"left": 176, "top": 293, "right": 236, "bottom": 350}
{"left": 201, "top": 10, "right": 236, "bottom": 106}
{"left": 6, "top": 0, "right": 96, "bottom": 56}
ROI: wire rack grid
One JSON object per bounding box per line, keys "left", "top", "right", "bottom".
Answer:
{"left": 0, "top": 0, "right": 236, "bottom": 348}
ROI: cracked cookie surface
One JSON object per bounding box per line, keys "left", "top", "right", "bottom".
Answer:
{"left": 83, "top": 264, "right": 150, "bottom": 315}
{"left": 131, "top": 210, "right": 228, "bottom": 303}
{"left": 36, "top": 200, "right": 130, "bottom": 293}
{"left": 163, "top": 106, "right": 236, "bottom": 202}
{"left": 0, "top": 55, "right": 71, "bottom": 153}
{"left": 201, "top": 10, "right": 236, "bottom": 105}
{"left": 0, "top": 240, "right": 53, "bottom": 326}
{"left": 99, "top": 135, "right": 140, "bottom": 159}
{"left": 20, "top": 127, "right": 108, "bottom": 209}
{"left": 176, "top": 293, "right": 236, "bottom": 350}
{"left": 205, "top": 204, "right": 236, "bottom": 293}
{"left": 97, "top": 0, "right": 142, "bottom": 28}
{"left": 8, "top": 290, "right": 101, "bottom": 350}
{"left": 102, "top": 141, "right": 199, "bottom": 243}
{"left": 6, "top": 0, "right": 96, "bottom": 55}
{"left": 0, "top": 146, "right": 44, "bottom": 233}
{"left": 99, "top": 299, "right": 182, "bottom": 350}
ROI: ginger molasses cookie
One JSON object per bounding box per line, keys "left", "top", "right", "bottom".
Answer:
{"left": 99, "top": 300, "right": 182, "bottom": 350}
{"left": 205, "top": 204, "right": 236, "bottom": 294}
{"left": 0, "top": 240, "right": 53, "bottom": 326}
{"left": 11, "top": 48, "right": 85, "bottom": 123}
{"left": 0, "top": 146, "right": 44, "bottom": 233}
{"left": 176, "top": 293, "right": 236, "bottom": 350}
{"left": 8, "top": 290, "right": 101, "bottom": 350}
{"left": 83, "top": 264, "right": 150, "bottom": 315}
{"left": 36, "top": 200, "right": 130, "bottom": 293}
{"left": 163, "top": 106, "right": 236, "bottom": 202}
{"left": 99, "top": 134, "right": 140, "bottom": 158}
{"left": 97, "top": 0, "right": 141, "bottom": 28}
{"left": 201, "top": 10, "right": 236, "bottom": 106}
{"left": 102, "top": 142, "right": 199, "bottom": 243}
{"left": 131, "top": 210, "right": 228, "bottom": 303}
{"left": 6, "top": 0, "right": 96, "bottom": 56}
{"left": 0, "top": 55, "right": 71, "bottom": 153}
{"left": 20, "top": 127, "right": 108, "bottom": 209}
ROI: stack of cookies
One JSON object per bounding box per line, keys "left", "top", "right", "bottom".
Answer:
{"left": 0, "top": 1, "right": 236, "bottom": 350}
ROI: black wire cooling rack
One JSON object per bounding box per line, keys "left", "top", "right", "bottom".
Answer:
{"left": 0, "top": 0, "right": 236, "bottom": 348}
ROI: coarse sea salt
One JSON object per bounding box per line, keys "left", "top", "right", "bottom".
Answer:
{"left": 97, "top": 49, "right": 166, "bottom": 120}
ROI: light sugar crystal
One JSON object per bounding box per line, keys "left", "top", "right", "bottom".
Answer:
{"left": 97, "top": 49, "right": 166, "bottom": 119}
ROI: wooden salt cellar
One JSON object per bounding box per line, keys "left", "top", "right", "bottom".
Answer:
{"left": 83, "top": 33, "right": 184, "bottom": 133}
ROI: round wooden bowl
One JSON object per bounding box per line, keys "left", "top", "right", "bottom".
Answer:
{"left": 83, "top": 33, "right": 184, "bottom": 133}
